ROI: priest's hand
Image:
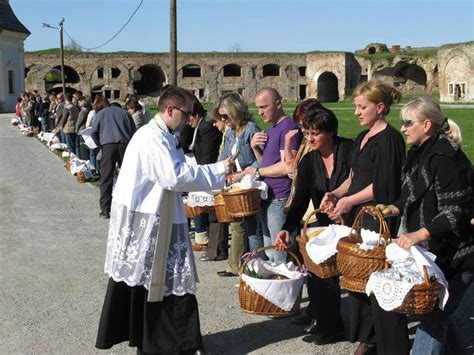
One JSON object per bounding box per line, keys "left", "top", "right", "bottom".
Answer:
{"left": 223, "top": 156, "right": 235, "bottom": 175}
{"left": 274, "top": 230, "right": 290, "bottom": 251}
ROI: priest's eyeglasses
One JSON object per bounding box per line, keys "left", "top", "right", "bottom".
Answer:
{"left": 173, "top": 106, "right": 192, "bottom": 117}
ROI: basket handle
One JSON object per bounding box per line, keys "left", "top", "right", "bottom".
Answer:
{"left": 239, "top": 245, "right": 302, "bottom": 274}
{"left": 422, "top": 265, "right": 431, "bottom": 286}
{"left": 302, "top": 208, "right": 345, "bottom": 242}
{"left": 349, "top": 206, "right": 391, "bottom": 246}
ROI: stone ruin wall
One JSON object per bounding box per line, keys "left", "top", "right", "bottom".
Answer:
{"left": 24, "top": 43, "right": 474, "bottom": 103}
{"left": 438, "top": 43, "right": 474, "bottom": 103}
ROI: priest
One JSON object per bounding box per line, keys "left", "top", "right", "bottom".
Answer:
{"left": 95, "top": 86, "right": 234, "bottom": 354}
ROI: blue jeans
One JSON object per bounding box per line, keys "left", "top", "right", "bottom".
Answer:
{"left": 40, "top": 115, "right": 50, "bottom": 132}
{"left": 245, "top": 215, "right": 266, "bottom": 260}
{"left": 90, "top": 147, "right": 99, "bottom": 173}
{"left": 193, "top": 213, "right": 209, "bottom": 234}
{"left": 259, "top": 198, "right": 288, "bottom": 263}
{"left": 64, "top": 133, "right": 77, "bottom": 155}
{"left": 412, "top": 271, "right": 473, "bottom": 355}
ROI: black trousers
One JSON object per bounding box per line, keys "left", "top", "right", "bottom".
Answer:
{"left": 206, "top": 211, "right": 229, "bottom": 260}
{"left": 348, "top": 291, "right": 409, "bottom": 355}
{"left": 99, "top": 143, "right": 127, "bottom": 213}
{"left": 306, "top": 273, "right": 344, "bottom": 337}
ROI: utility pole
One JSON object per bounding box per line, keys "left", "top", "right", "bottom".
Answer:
{"left": 170, "top": 0, "right": 177, "bottom": 86}
{"left": 59, "top": 18, "right": 66, "bottom": 96}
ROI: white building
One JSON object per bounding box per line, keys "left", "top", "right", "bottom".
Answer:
{"left": 0, "top": 0, "right": 30, "bottom": 112}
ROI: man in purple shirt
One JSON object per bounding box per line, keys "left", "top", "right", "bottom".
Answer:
{"left": 245, "top": 87, "right": 302, "bottom": 262}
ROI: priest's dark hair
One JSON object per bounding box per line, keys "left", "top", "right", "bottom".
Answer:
{"left": 158, "top": 86, "right": 194, "bottom": 113}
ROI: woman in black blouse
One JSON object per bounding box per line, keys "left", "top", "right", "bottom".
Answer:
{"left": 320, "top": 80, "right": 408, "bottom": 355}
{"left": 275, "top": 107, "right": 352, "bottom": 345}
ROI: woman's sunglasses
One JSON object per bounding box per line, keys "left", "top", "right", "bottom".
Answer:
{"left": 220, "top": 114, "right": 229, "bottom": 121}
{"left": 400, "top": 118, "right": 415, "bottom": 127}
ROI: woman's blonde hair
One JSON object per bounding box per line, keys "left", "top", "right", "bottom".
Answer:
{"left": 400, "top": 97, "right": 462, "bottom": 144}
{"left": 352, "top": 80, "right": 402, "bottom": 115}
{"left": 212, "top": 92, "right": 252, "bottom": 131}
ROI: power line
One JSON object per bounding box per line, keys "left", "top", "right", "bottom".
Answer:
{"left": 64, "top": 0, "right": 143, "bottom": 51}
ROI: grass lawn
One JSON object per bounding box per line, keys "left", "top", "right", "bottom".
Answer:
{"left": 153, "top": 101, "right": 474, "bottom": 161}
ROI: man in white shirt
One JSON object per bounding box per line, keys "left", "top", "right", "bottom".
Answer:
{"left": 95, "top": 86, "right": 233, "bottom": 354}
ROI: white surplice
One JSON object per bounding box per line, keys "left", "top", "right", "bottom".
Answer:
{"left": 104, "top": 114, "right": 226, "bottom": 299}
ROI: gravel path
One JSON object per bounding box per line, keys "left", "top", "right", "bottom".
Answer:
{"left": 1, "top": 113, "right": 472, "bottom": 354}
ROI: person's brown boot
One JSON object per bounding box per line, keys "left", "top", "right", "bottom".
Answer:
{"left": 192, "top": 243, "right": 208, "bottom": 251}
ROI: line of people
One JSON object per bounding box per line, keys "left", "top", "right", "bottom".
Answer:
{"left": 93, "top": 83, "right": 472, "bottom": 355}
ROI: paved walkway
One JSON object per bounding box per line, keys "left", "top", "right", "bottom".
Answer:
{"left": 0, "top": 113, "right": 472, "bottom": 354}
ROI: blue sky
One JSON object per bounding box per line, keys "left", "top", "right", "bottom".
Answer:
{"left": 11, "top": 0, "right": 474, "bottom": 53}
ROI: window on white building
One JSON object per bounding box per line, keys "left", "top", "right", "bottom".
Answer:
{"left": 8, "top": 70, "right": 15, "bottom": 94}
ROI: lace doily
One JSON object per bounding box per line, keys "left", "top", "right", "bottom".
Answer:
{"left": 187, "top": 191, "right": 216, "bottom": 207}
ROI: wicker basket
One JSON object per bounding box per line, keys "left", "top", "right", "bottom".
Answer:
{"left": 296, "top": 209, "right": 345, "bottom": 279}
{"left": 76, "top": 171, "right": 88, "bottom": 183}
{"left": 238, "top": 246, "right": 303, "bottom": 317}
{"left": 392, "top": 265, "right": 443, "bottom": 315}
{"left": 214, "top": 193, "right": 240, "bottom": 223}
{"left": 25, "top": 131, "right": 34, "bottom": 137}
{"left": 183, "top": 202, "right": 200, "bottom": 219}
{"left": 222, "top": 188, "right": 260, "bottom": 217}
{"left": 337, "top": 207, "right": 390, "bottom": 293}
{"left": 340, "top": 275, "right": 367, "bottom": 293}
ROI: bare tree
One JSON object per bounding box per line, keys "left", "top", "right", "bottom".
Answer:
{"left": 230, "top": 43, "right": 242, "bottom": 52}
{"left": 65, "top": 38, "right": 82, "bottom": 51}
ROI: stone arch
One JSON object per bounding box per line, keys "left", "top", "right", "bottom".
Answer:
{"left": 262, "top": 63, "right": 280, "bottom": 77}
{"left": 317, "top": 72, "right": 339, "bottom": 102}
{"left": 393, "top": 62, "right": 427, "bottom": 86}
{"left": 222, "top": 63, "right": 241, "bottom": 77}
{"left": 52, "top": 65, "right": 80, "bottom": 83}
{"left": 444, "top": 51, "right": 471, "bottom": 101}
{"left": 368, "top": 46, "right": 376, "bottom": 55}
{"left": 132, "top": 64, "right": 166, "bottom": 96}
{"left": 181, "top": 64, "right": 202, "bottom": 78}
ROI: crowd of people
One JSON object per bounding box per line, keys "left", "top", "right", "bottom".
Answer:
{"left": 14, "top": 90, "right": 153, "bottom": 219}
{"left": 15, "top": 82, "right": 472, "bottom": 355}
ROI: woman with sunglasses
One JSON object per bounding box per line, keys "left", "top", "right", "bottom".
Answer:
{"left": 213, "top": 92, "right": 264, "bottom": 277}
{"left": 375, "top": 98, "right": 472, "bottom": 355}
{"left": 320, "top": 80, "right": 408, "bottom": 355}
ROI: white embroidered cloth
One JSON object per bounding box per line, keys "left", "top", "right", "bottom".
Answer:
{"left": 241, "top": 259, "right": 306, "bottom": 311}
{"left": 69, "top": 156, "right": 92, "bottom": 175}
{"left": 229, "top": 173, "right": 268, "bottom": 200}
{"left": 366, "top": 244, "right": 449, "bottom": 311}
{"left": 306, "top": 225, "right": 352, "bottom": 264}
{"left": 187, "top": 191, "right": 219, "bottom": 207}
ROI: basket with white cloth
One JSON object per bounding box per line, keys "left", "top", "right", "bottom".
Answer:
{"left": 337, "top": 207, "right": 390, "bottom": 293}
{"left": 238, "top": 246, "right": 306, "bottom": 317}
{"left": 296, "top": 209, "right": 351, "bottom": 278}
{"left": 366, "top": 244, "right": 447, "bottom": 315}
{"left": 187, "top": 191, "right": 216, "bottom": 213}
{"left": 222, "top": 174, "right": 267, "bottom": 218}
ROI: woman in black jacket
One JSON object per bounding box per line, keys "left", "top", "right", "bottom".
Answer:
{"left": 376, "top": 97, "right": 472, "bottom": 355}
{"left": 275, "top": 107, "right": 352, "bottom": 345}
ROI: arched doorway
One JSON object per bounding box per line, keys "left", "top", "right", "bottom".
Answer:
{"left": 132, "top": 64, "right": 166, "bottom": 96}
{"left": 317, "top": 72, "right": 339, "bottom": 102}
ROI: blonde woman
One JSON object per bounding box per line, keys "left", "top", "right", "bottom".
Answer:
{"left": 320, "top": 80, "right": 408, "bottom": 355}
{"left": 377, "top": 98, "right": 472, "bottom": 355}
{"left": 213, "top": 92, "right": 263, "bottom": 276}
